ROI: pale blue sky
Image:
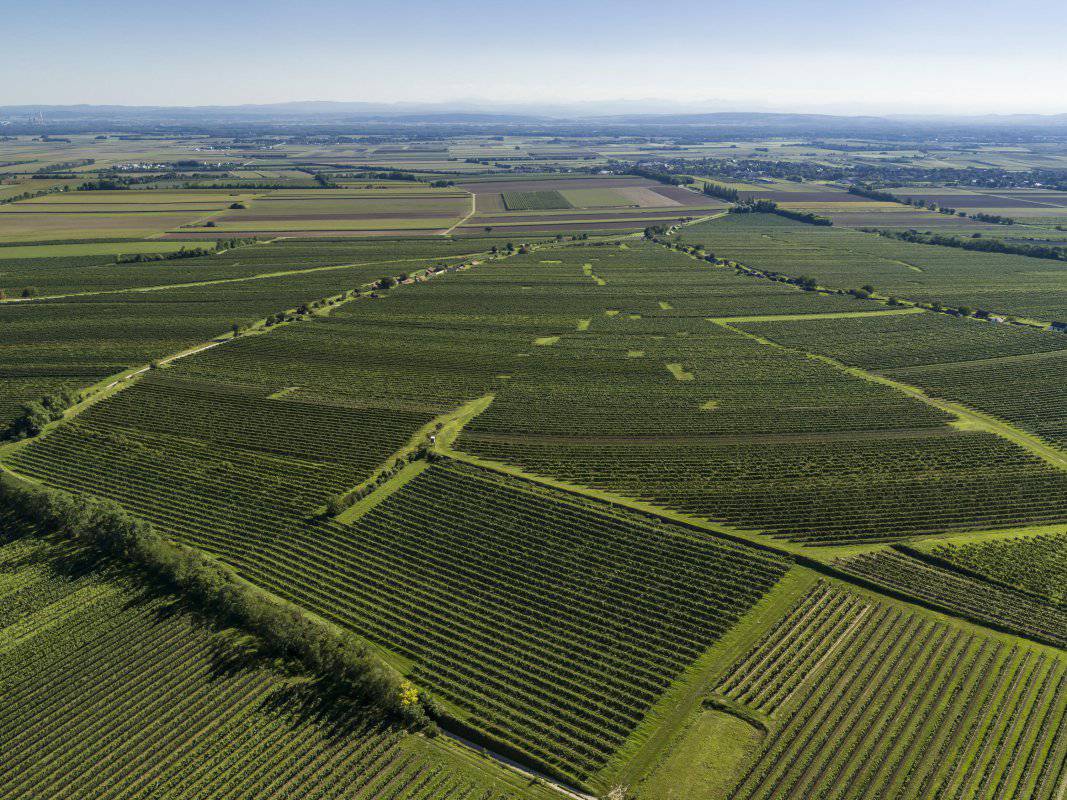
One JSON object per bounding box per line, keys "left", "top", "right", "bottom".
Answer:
{"left": 3, "top": 0, "right": 1064, "bottom": 113}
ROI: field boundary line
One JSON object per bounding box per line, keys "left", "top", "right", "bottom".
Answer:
{"left": 442, "top": 191, "right": 477, "bottom": 235}
{"left": 0, "top": 253, "right": 484, "bottom": 303}
{"left": 708, "top": 306, "right": 927, "bottom": 323}
{"left": 715, "top": 321, "right": 1067, "bottom": 472}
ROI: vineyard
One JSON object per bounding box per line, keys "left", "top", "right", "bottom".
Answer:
{"left": 739, "top": 311, "right": 1067, "bottom": 370}
{"left": 715, "top": 582, "right": 1067, "bottom": 800}
{"left": 0, "top": 240, "right": 485, "bottom": 429}
{"left": 923, "top": 533, "right": 1067, "bottom": 604}
{"left": 236, "top": 460, "right": 785, "bottom": 788}
{"left": 0, "top": 536, "right": 551, "bottom": 800}
{"left": 836, "top": 549, "right": 1067, "bottom": 647}
{"left": 10, "top": 238, "right": 1067, "bottom": 552}
{"left": 738, "top": 312, "right": 1067, "bottom": 450}
{"left": 0, "top": 237, "right": 490, "bottom": 295}
{"left": 2, "top": 159, "right": 1065, "bottom": 799}
{"left": 678, "top": 213, "right": 1067, "bottom": 320}
{"left": 501, "top": 191, "right": 573, "bottom": 210}
{"left": 458, "top": 431, "right": 1067, "bottom": 544}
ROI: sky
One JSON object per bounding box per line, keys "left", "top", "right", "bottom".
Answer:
{"left": 3, "top": 0, "right": 1065, "bottom": 115}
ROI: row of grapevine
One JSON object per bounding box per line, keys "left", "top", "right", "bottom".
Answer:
{"left": 836, "top": 549, "right": 1067, "bottom": 647}
{"left": 925, "top": 533, "right": 1066, "bottom": 604}
{"left": 738, "top": 310, "right": 1067, "bottom": 451}
{"left": 0, "top": 536, "right": 550, "bottom": 800}
{"left": 717, "top": 582, "right": 1067, "bottom": 800}
{"left": 242, "top": 460, "right": 789, "bottom": 785}
{"left": 458, "top": 431, "right": 1067, "bottom": 543}
{"left": 677, "top": 212, "right": 1067, "bottom": 320}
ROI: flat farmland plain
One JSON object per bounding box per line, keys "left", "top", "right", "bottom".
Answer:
{"left": 2, "top": 130, "right": 1066, "bottom": 800}
{"left": 186, "top": 190, "right": 472, "bottom": 236}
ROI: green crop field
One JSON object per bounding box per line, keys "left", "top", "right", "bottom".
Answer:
{"left": 712, "top": 582, "right": 1067, "bottom": 800}
{"left": 0, "top": 536, "right": 552, "bottom": 800}
{"left": 920, "top": 533, "right": 1067, "bottom": 604}
{"left": 501, "top": 191, "right": 574, "bottom": 210}
{"left": 737, "top": 313, "right": 1067, "bottom": 449}
{"left": 1, "top": 128, "right": 1065, "bottom": 799}
{"left": 678, "top": 213, "right": 1067, "bottom": 321}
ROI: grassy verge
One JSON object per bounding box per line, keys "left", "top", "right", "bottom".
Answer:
{"left": 595, "top": 566, "right": 818, "bottom": 791}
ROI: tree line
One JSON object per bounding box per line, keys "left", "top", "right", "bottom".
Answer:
{"left": 849, "top": 185, "right": 1018, "bottom": 225}
{"left": 114, "top": 237, "right": 258, "bottom": 263}
{"left": 730, "top": 198, "right": 832, "bottom": 226}
{"left": 0, "top": 477, "right": 437, "bottom": 730}
{"left": 864, "top": 228, "right": 1065, "bottom": 261}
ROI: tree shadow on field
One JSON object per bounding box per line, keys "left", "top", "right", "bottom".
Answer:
{"left": 252, "top": 677, "right": 394, "bottom": 743}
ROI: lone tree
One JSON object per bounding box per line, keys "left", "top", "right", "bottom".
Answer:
{"left": 232, "top": 323, "right": 240, "bottom": 338}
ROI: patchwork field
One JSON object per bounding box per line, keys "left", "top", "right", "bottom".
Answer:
{"left": 2, "top": 131, "right": 1065, "bottom": 800}
{"left": 459, "top": 176, "right": 724, "bottom": 235}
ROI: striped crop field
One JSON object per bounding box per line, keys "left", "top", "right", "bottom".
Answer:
{"left": 714, "top": 582, "right": 1067, "bottom": 800}
{"left": 836, "top": 548, "right": 1067, "bottom": 647}
{"left": 2, "top": 128, "right": 1065, "bottom": 800}
{"left": 0, "top": 536, "right": 552, "bottom": 800}
{"left": 266, "top": 460, "right": 790, "bottom": 787}
{"left": 501, "top": 191, "right": 573, "bottom": 211}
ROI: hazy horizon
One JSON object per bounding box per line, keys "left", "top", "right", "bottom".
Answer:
{"left": 4, "top": 0, "right": 1064, "bottom": 116}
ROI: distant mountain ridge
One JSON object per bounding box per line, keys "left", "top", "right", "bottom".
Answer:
{"left": 2, "top": 101, "right": 1066, "bottom": 126}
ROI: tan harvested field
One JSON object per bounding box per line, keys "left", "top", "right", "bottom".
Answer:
{"left": 616, "top": 186, "right": 683, "bottom": 207}
{"left": 470, "top": 211, "right": 706, "bottom": 225}
{"left": 0, "top": 210, "right": 211, "bottom": 242}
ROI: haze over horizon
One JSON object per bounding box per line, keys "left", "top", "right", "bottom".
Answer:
{"left": 4, "top": 0, "right": 1064, "bottom": 116}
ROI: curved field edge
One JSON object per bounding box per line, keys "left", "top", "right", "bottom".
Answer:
{"left": 644, "top": 575, "right": 1067, "bottom": 800}
{"left": 603, "top": 567, "right": 818, "bottom": 791}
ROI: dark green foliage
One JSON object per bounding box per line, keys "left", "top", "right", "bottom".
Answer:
{"left": 0, "top": 480, "right": 418, "bottom": 721}
{"left": 4, "top": 387, "right": 79, "bottom": 440}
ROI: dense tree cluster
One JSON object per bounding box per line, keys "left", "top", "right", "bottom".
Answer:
{"left": 729, "top": 199, "right": 832, "bottom": 225}
{"left": 4, "top": 388, "right": 80, "bottom": 441}
{"left": 702, "top": 181, "right": 741, "bottom": 202}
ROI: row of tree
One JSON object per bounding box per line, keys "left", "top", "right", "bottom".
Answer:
{"left": 702, "top": 182, "right": 741, "bottom": 202}
{"left": 114, "top": 237, "right": 258, "bottom": 264}
{"left": 864, "top": 228, "right": 1065, "bottom": 261}
{"left": 0, "top": 479, "right": 434, "bottom": 728}
{"left": 850, "top": 184, "right": 1017, "bottom": 225}
{"left": 729, "top": 199, "right": 832, "bottom": 226}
